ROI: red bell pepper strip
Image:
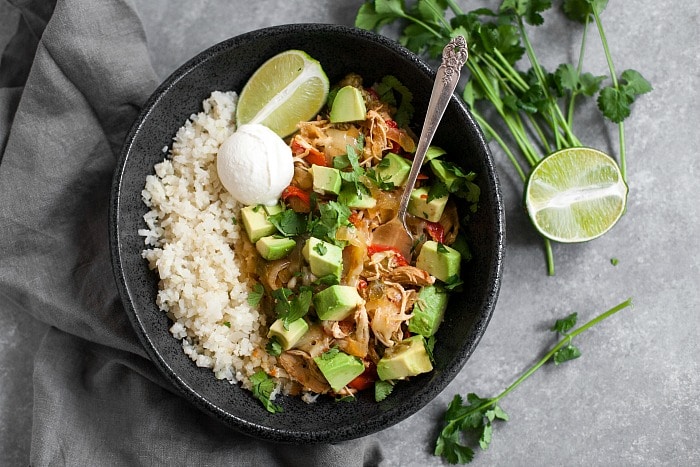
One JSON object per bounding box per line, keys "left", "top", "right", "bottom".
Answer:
{"left": 280, "top": 185, "right": 310, "bottom": 206}
{"left": 348, "top": 364, "right": 378, "bottom": 391}
{"left": 291, "top": 138, "right": 327, "bottom": 166}
{"left": 425, "top": 221, "right": 445, "bottom": 243}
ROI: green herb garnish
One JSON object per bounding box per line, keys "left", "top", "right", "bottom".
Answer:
{"left": 374, "top": 380, "right": 394, "bottom": 402}
{"left": 272, "top": 287, "right": 313, "bottom": 330}
{"left": 356, "top": 0, "right": 650, "bottom": 275}
{"left": 266, "top": 337, "right": 283, "bottom": 356}
{"left": 268, "top": 208, "right": 307, "bottom": 237}
{"left": 433, "top": 298, "right": 632, "bottom": 464}
{"left": 247, "top": 283, "right": 264, "bottom": 306}
{"left": 250, "top": 370, "right": 283, "bottom": 414}
{"left": 373, "top": 75, "right": 415, "bottom": 127}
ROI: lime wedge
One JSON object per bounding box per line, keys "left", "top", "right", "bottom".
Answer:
{"left": 524, "top": 147, "right": 628, "bottom": 243}
{"left": 236, "top": 50, "right": 329, "bottom": 138}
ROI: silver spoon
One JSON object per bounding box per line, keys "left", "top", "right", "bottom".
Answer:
{"left": 371, "top": 35, "right": 469, "bottom": 259}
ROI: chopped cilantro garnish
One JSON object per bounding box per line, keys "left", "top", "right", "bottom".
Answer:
{"left": 250, "top": 370, "right": 283, "bottom": 414}
{"left": 268, "top": 208, "right": 307, "bottom": 237}
{"left": 266, "top": 337, "right": 282, "bottom": 356}
{"left": 247, "top": 283, "right": 264, "bottom": 306}
{"left": 272, "top": 287, "right": 312, "bottom": 330}
{"left": 374, "top": 380, "right": 394, "bottom": 402}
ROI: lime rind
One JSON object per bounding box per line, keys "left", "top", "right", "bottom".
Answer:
{"left": 524, "top": 147, "right": 628, "bottom": 243}
{"left": 236, "top": 50, "right": 329, "bottom": 138}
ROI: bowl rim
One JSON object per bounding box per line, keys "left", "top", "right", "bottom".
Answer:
{"left": 109, "top": 23, "right": 505, "bottom": 443}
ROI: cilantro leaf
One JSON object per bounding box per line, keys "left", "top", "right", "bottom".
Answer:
{"left": 250, "top": 370, "right": 283, "bottom": 414}
{"left": 355, "top": 0, "right": 408, "bottom": 31}
{"left": 266, "top": 337, "right": 282, "bottom": 356}
{"left": 373, "top": 75, "right": 415, "bottom": 127}
{"left": 620, "top": 69, "right": 653, "bottom": 97}
{"left": 562, "top": 0, "right": 608, "bottom": 23}
{"left": 553, "top": 344, "right": 582, "bottom": 364}
{"left": 247, "top": 283, "right": 264, "bottom": 306}
{"left": 374, "top": 380, "right": 394, "bottom": 402}
{"left": 310, "top": 200, "right": 352, "bottom": 246}
{"left": 268, "top": 209, "right": 307, "bottom": 237}
{"left": 313, "top": 242, "right": 327, "bottom": 256}
{"left": 551, "top": 312, "right": 578, "bottom": 333}
{"left": 272, "top": 287, "right": 312, "bottom": 330}
{"left": 500, "top": 0, "right": 553, "bottom": 26}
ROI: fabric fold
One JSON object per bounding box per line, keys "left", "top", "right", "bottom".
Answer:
{"left": 0, "top": 0, "right": 382, "bottom": 464}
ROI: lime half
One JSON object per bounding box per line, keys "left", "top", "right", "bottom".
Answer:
{"left": 524, "top": 147, "right": 628, "bottom": 243}
{"left": 236, "top": 50, "right": 329, "bottom": 138}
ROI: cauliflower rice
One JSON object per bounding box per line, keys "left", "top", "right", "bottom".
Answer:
{"left": 138, "top": 92, "right": 278, "bottom": 391}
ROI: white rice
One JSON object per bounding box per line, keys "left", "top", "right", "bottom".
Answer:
{"left": 138, "top": 91, "right": 278, "bottom": 390}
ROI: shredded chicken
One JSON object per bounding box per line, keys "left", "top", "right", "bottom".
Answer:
{"left": 278, "top": 350, "right": 331, "bottom": 394}
{"left": 384, "top": 265, "right": 435, "bottom": 287}
{"left": 336, "top": 304, "right": 370, "bottom": 358}
{"left": 366, "top": 284, "right": 411, "bottom": 347}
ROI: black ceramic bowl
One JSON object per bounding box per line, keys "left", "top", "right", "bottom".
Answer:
{"left": 110, "top": 24, "right": 504, "bottom": 443}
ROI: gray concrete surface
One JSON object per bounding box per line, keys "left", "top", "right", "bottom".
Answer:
{"left": 2, "top": 0, "right": 699, "bottom": 465}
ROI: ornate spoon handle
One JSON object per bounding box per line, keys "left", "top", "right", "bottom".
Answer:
{"left": 397, "top": 35, "right": 469, "bottom": 220}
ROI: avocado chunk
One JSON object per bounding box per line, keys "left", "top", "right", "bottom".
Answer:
{"left": 313, "top": 349, "right": 365, "bottom": 391}
{"left": 329, "top": 86, "right": 367, "bottom": 123}
{"left": 376, "top": 335, "right": 433, "bottom": 381}
{"left": 267, "top": 317, "right": 309, "bottom": 350}
{"left": 416, "top": 240, "right": 461, "bottom": 282}
{"left": 302, "top": 237, "right": 343, "bottom": 279}
{"left": 337, "top": 184, "right": 376, "bottom": 209}
{"left": 313, "top": 285, "right": 364, "bottom": 321}
{"left": 424, "top": 145, "right": 446, "bottom": 164}
{"left": 407, "top": 187, "right": 448, "bottom": 222}
{"left": 430, "top": 159, "right": 460, "bottom": 190}
{"left": 311, "top": 164, "right": 342, "bottom": 195}
{"left": 408, "top": 285, "right": 449, "bottom": 337}
{"left": 255, "top": 235, "right": 296, "bottom": 261}
{"left": 240, "top": 203, "right": 283, "bottom": 243}
{"left": 375, "top": 153, "right": 411, "bottom": 187}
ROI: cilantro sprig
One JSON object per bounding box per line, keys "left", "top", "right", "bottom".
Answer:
{"left": 356, "top": 0, "right": 651, "bottom": 275}
{"left": 434, "top": 298, "right": 632, "bottom": 464}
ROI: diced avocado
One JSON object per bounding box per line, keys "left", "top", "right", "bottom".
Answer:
{"left": 430, "top": 159, "right": 460, "bottom": 190}
{"left": 424, "top": 145, "right": 447, "bottom": 163}
{"left": 302, "top": 237, "right": 343, "bottom": 278}
{"left": 407, "top": 187, "right": 448, "bottom": 222}
{"left": 313, "top": 349, "right": 365, "bottom": 391}
{"left": 375, "top": 153, "right": 411, "bottom": 187}
{"left": 255, "top": 236, "right": 296, "bottom": 261}
{"left": 337, "top": 184, "right": 376, "bottom": 209}
{"left": 408, "top": 285, "right": 449, "bottom": 337}
{"left": 329, "top": 86, "right": 367, "bottom": 123}
{"left": 416, "top": 240, "right": 461, "bottom": 282}
{"left": 376, "top": 335, "right": 433, "bottom": 381}
{"left": 240, "top": 204, "right": 279, "bottom": 243}
{"left": 267, "top": 318, "right": 309, "bottom": 350}
{"left": 311, "top": 164, "right": 342, "bottom": 195}
{"left": 263, "top": 203, "right": 284, "bottom": 216}
{"left": 313, "top": 285, "right": 363, "bottom": 321}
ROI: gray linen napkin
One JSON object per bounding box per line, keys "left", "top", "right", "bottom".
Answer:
{"left": 0, "top": 0, "right": 382, "bottom": 464}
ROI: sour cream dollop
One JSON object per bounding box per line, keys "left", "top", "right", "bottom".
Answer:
{"left": 217, "top": 123, "right": 294, "bottom": 206}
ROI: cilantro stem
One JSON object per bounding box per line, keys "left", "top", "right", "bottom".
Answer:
{"left": 516, "top": 17, "right": 580, "bottom": 148}
{"left": 449, "top": 298, "right": 633, "bottom": 426}
{"left": 591, "top": 8, "right": 627, "bottom": 182}
{"left": 567, "top": 15, "right": 590, "bottom": 128}
{"left": 544, "top": 238, "right": 554, "bottom": 276}
{"left": 472, "top": 111, "right": 527, "bottom": 182}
